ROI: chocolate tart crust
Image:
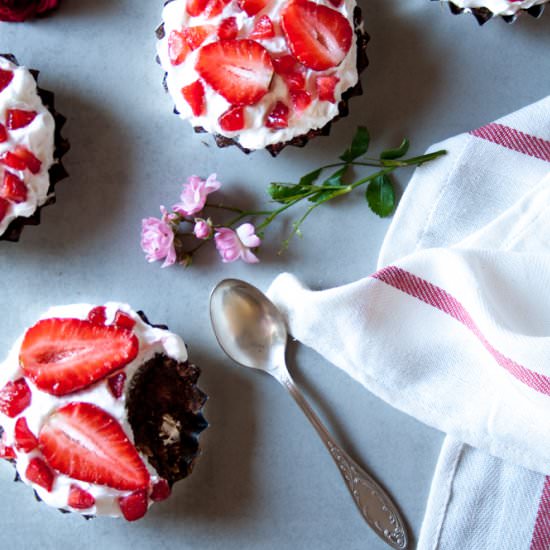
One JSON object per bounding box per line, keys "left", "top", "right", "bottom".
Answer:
{"left": 442, "top": 1, "right": 545, "bottom": 24}
{"left": 127, "top": 353, "right": 208, "bottom": 485}
{"left": 0, "top": 54, "right": 70, "bottom": 243}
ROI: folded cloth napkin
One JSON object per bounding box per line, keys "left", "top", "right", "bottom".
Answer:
{"left": 268, "top": 96, "right": 550, "bottom": 549}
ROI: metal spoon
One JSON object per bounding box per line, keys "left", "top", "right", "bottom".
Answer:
{"left": 209, "top": 279, "right": 409, "bottom": 550}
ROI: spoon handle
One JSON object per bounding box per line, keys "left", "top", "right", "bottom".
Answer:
{"left": 281, "top": 376, "right": 409, "bottom": 550}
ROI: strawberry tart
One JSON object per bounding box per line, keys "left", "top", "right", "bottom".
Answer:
{"left": 156, "top": 0, "right": 368, "bottom": 155}
{"left": 438, "top": 0, "right": 547, "bottom": 23}
{"left": 0, "top": 54, "right": 69, "bottom": 242}
{"left": 0, "top": 303, "right": 207, "bottom": 521}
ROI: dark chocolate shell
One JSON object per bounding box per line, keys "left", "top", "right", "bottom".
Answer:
{"left": 0, "top": 54, "right": 70, "bottom": 243}
{"left": 441, "top": 1, "right": 546, "bottom": 24}
{"left": 128, "top": 311, "right": 208, "bottom": 486}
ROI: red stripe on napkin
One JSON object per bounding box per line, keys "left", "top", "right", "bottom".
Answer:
{"left": 372, "top": 266, "right": 550, "bottom": 395}
{"left": 530, "top": 477, "right": 550, "bottom": 550}
{"left": 470, "top": 123, "right": 550, "bottom": 162}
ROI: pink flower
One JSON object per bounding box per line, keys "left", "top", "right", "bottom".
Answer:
{"left": 0, "top": 0, "right": 59, "bottom": 22}
{"left": 141, "top": 210, "right": 177, "bottom": 268}
{"left": 173, "top": 174, "right": 221, "bottom": 216}
{"left": 214, "top": 223, "right": 261, "bottom": 264}
{"left": 193, "top": 219, "right": 211, "bottom": 240}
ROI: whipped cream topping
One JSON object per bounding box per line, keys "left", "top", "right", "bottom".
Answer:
{"left": 447, "top": 0, "right": 548, "bottom": 16}
{"left": 0, "top": 303, "right": 188, "bottom": 518}
{"left": 0, "top": 57, "right": 56, "bottom": 237}
{"left": 157, "top": 0, "right": 360, "bottom": 150}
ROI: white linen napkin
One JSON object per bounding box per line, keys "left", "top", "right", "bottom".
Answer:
{"left": 268, "top": 96, "right": 550, "bottom": 549}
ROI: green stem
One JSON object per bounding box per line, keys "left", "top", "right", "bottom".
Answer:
{"left": 205, "top": 203, "right": 246, "bottom": 214}
{"left": 349, "top": 166, "right": 396, "bottom": 190}
{"left": 255, "top": 197, "right": 306, "bottom": 232}
{"left": 317, "top": 149, "right": 446, "bottom": 172}
{"left": 280, "top": 202, "right": 320, "bottom": 251}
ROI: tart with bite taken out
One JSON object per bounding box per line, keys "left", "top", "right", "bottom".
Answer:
{"left": 156, "top": 0, "right": 369, "bottom": 155}
{"left": 0, "top": 54, "right": 69, "bottom": 242}
{"left": 436, "top": 0, "right": 547, "bottom": 24}
{"left": 0, "top": 303, "right": 207, "bottom": 521}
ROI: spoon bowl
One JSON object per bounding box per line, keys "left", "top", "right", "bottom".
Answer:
{"left": 210, "top": 278, "right": 409, "bottom": 550}
{"left": 210, "top": 278, "right": 287, "bottom": 373}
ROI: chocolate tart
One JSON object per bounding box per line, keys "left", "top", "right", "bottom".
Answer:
{"left": 438, "top": 1, "right": 546, "bottom": 24}
{"left": 0, "top": 305, "right": 207, "bottom": 520}
{"left": 0, "top": 54, "right": 70, "bottom": 243}
{"left": 156, "top": 1, "right": 369, "bottom": 157}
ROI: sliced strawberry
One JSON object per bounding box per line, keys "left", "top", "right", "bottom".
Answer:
{"left": 238, "top": 0, "right": 267, "bottom": 16}
{"left": 107, "top": 372, "right": 126, "bottom": 399}
{"left": 39, "top": 402, "right": 150, "bottom": 491}
{"left": 272, "top": 54, "right": 306, "bottom": 92}
{"left": 68, "top": 484, "right": 96, "bottom": 509}
{"left": 150, "top": 479, "right": 171, "bottom": 502}
{"left": 2, "top": 172, "right": 27, "bottom": 203}
{"left": 13, "top": 146, "right": 41, "bottom": 174}
{"left": 271, "top": 54, "right": 297, "bottom": 74}
{"left": 0, "top": 378, "right": 31, "bottom": 418}
{"left": 218, "top": 17, "right": 238, "bottom": 40}
{"left": 250, "top": 15, "right": 275, "bottom": 40}
{"left": 113, "top": 311, "right": 136, "bottom": 330}
{"left": 14, "top": 417, "right": 38, "bottom": 452}
{"left": 0, "top": 69, "right": 14, "bottom": 94}
{"left": 196, "top": 40, "right": 273, "bottom": 106}
{"left": 204, "top": 0, "right": 231, "bottom": 17}
{"left": 0, "top": 431, "right": 16, "bottom": 459}
{"left": 316, "top": 74, "right": 339, "bottom": 102}
{"left": 26, "top": 457, "right": 54, "bottom": 492}
{"left": 219, "top": 105, "right": 245, "bottom": 132}
{"left": 285, "top": 71, "right": 305, "bottom": 92}
{"left": 265, "top": 101, "right": 289, "bottom": 129}
{"left": 184, "top": 25, "right": 216, "bottom": 50}
{"left": 187, "top": 0, "right": 230, "bottom": 17}
{"left": 168, "top": 30, "right": 190, "bottom": 66}
{"left": 20, "top": 318, "right": 139, "bottom": 397}
{"left": 0, "top": 440, "right": 16, "bottom": 460}
{"left": 1, "top": 147, "right": 42, "bottom": 174}
{"left": 281, "top": 0, "right": 352, "bottom": 71}
{"left": 0, "top": 197, "right": 9, "bottom": 223}
{"left": 291, "top": 90, "right": 312, "bottom": 113}
{"left": 87, "top": 306, "right": 107, "bottom": 325}
{"left": 119, "top": 489, "right": 149, "bottom": 522}
{"left": 6, "top": 109, "right": 38, "bottom": 131}
{"left": 0, "top": 123, "right": 7, "bottom": 143}
{"left": 0, "top": 151, "right": 26, "bottom": 171}
{"left": 328, "top": 0, "right": 342, "bottom": 6}
{"left": 186, "top": 0, "right": 208, "bottom": 16}
{"left": 181, "top": 81, "right": 206, "bottom": 117}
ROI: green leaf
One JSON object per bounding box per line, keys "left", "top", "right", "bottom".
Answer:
{"left": 339, "top": 126, "right": 370, "bottom": 163}
{"left": 380, "top": 138, "right": 410, "bottom": 160}
{"left": 308, "top": 166, "right": 347, "bottom": 204}
{"left": 323, "top": 166, "right": 347, "bottom": 187}
{"left": 268, "top": 182, "right": 310, "bottom": 203}
{"left": 366, "top": 174, "right": 395, "bottom": 217}
{"left": 299, "top": 168, "right": 322, "bottom": 186}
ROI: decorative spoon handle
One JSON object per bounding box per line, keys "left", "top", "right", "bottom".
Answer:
{"left": 281, "top": 376, "right": 409, "bottom": 550}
